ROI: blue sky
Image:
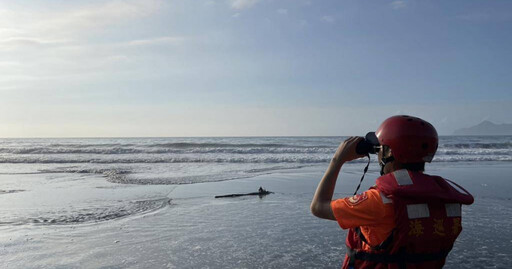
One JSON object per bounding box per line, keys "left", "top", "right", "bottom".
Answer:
{"left": 0, "top": 0, "right": 511, "bottom": 137}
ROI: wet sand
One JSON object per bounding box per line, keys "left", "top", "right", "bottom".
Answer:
{"left": 1, "top": 163, "right": 511, "bottom": 268}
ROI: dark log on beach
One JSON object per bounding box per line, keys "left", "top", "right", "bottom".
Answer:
{"left": 215, "top": 191, "right": 273, "bottom": 198}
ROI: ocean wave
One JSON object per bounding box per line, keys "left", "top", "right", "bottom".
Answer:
{"left": 0, "top": 155, "right": 509, "bottom": 164}
{"left": 1, "top": 198, "right": 170, "bottom": 226}
{"left": 440, "top": 142, "right": 512, "bottom": 149}
{"left": 437, "top": 149, "right": 512, "bottom": 156}
{"left": 433, "top": 156, "right": 512, "bottom": 162}
{"left": 38, "top": 167, "right": 132, "bottom": 175}
{"left": 103, "top": 166, "right": 307, "bottom": 185}
{"left": 0, "top": 155, "right": 337, "bottom": 164}
{"left": 105, "top": 173, "right": 248, "bottom": 185}
{"left": 146, "top": 142, "right": 331, "bottom": 149}
{"left": 0, "top": 138, "right": 510, "bottom": 168}
{"left": 0, "top": 189, "right": 25, "bottom": 195}
{"left": 0, "top": 147, "right": 143, "bottom": 155}
{"left": 47, "top": 143, "right": 136, "bottom": 148}
{"left": 0, "top": 147, "right": 333, "bottom": 155}
{"left": 2, "top": 140, "right": 511, "bottom": 158}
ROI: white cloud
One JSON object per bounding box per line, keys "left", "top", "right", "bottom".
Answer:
{"left": 125, "top": 36, "right": 185, "bottom": 46}
{"left": 321, "top": 15, "right": 335, "bottom": 23}
{"left": 0, "top": 28, "right": 24, "bottom": 36}
{"left": 230, "top": 0, "right": 260, "bottom": 10}
{"left": 277, "top": 9, "right": 288, "bottom": 15}
{"left": 0, "top": 0, "right": 163, "bottom": 41}
{"left": 0, "top": 37, "right": 69, "bottom": 50}
{"left": 0, "top": 34, "right": 185, "bottom": 82}
{"left": 106, "top": 55, "right": 131, "bottom": 63}
{"left": 43, "top": 0, "right": 162, "bottom": 31}
{"left": 390, "top": 1, "right": 406, "bottom": 10}
{"left": 0, "top": 0, "right": 168, "bottom": 89}
{"left": 0, "top": 61, "right": 22, "bottom": 67}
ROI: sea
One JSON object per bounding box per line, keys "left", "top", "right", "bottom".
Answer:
{"left": 0, "top": 136, "right": 510, "bottom": 185}
{"left": 0, "top": 136, "right": 511, "bottom": 268}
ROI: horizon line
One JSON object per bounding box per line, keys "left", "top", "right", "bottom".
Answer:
{"left": 0, "top": 134, "right": 508, "bottom": 139}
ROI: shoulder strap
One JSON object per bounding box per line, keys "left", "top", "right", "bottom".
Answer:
{"left": 354, "top": 227, "right": 395, "bottom": 251}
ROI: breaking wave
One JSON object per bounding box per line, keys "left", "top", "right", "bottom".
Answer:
{"left": 0, "top": 146, "right": 332, "bottom": 155}
{"left": 0, "top": 155, "right": 510, "bottom": 164}
{"left": 0, "top": 189, "right": 25, "bottom": 195}
{"left": 0, "top": 156, "right": 332, "bottom": 164}
{"left": 1, "top": 198, "right": 170, "bottom": 225}
{"left": 441, "top": 142, "right": 512, "bottom": 149}
{"left": 0, "top": 136, "right": 510, "bottom": 185}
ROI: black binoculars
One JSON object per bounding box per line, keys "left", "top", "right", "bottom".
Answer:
{"left": 355, "top": 132, "right": 380, "bottom": 155}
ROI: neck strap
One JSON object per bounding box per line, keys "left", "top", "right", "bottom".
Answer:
{"left": 353, "top": 155, "right": 371, "bottom": 195}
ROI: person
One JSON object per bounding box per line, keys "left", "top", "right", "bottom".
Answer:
{"left": 259, "top": 186, "right": 266, "bottom": 193}
{"left": 310, "top": 115, "right": 474, "bottom": 269}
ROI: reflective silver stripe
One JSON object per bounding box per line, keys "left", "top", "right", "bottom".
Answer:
{"left": 446, "top": 179, "right": 470, "bottom": 195}
{"left": 407, "top": 204, "right": 430, "bottom": 219}
{"left": 445, "top": 203, "right": 462, "bottom": 217}
{"left": 394, "top": 169, "right": 413, "bottom": 186}
{"left": 380, "top": 192, "right": 392, "bottom": 204}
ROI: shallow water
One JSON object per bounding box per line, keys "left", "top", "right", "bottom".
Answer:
{"left": 1, "top": 162, "right": 511, "bottom": 268}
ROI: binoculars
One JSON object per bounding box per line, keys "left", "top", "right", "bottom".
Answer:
{"left": 355, "top": 132, "right": 380, "bottom": 155}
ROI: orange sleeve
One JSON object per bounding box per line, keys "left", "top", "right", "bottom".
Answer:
{"left": 330, "top": 189, "right": 392, "bottom": 229}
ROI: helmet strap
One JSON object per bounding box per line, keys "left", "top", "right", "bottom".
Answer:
{"left": 379, "top": 156, "right": 395, "bottom": 176}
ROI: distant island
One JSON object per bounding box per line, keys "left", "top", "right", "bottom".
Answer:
{"left": 453, "top": 121, "right": 512, "bottom": 135}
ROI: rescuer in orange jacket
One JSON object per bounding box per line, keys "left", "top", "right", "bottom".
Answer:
{"left": 310, "top": 115, "right": 474, "bottom": 269}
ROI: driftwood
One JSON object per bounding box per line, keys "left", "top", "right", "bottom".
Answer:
{"left": 215, "top": 190, "right": 273, "bottom": 198}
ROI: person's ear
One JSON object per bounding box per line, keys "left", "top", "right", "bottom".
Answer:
{"left": 383, "top": 146, "right": 393, "bottom": 158}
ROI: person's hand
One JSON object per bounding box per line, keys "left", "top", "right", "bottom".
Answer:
{"left": 332, "top": 136, "right": 366, "bottom": 164}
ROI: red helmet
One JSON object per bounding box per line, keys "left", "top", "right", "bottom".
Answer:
{"left": 375, "top": 115, "right": 438, "bottom": 163}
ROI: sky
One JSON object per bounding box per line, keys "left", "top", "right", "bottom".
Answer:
{"left": 0, "top": 0, "right": 511, "bottom": 137}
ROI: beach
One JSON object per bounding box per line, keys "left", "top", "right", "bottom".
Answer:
{"left": 0, "top": 137, "right": 511, "bottom": 268}
{"left": 3, "top": 1, "right": 511, "bottom": 267}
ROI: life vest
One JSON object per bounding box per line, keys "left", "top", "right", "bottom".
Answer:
{"left": 343, "top": 169, "right": 474, "bottom": 269}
